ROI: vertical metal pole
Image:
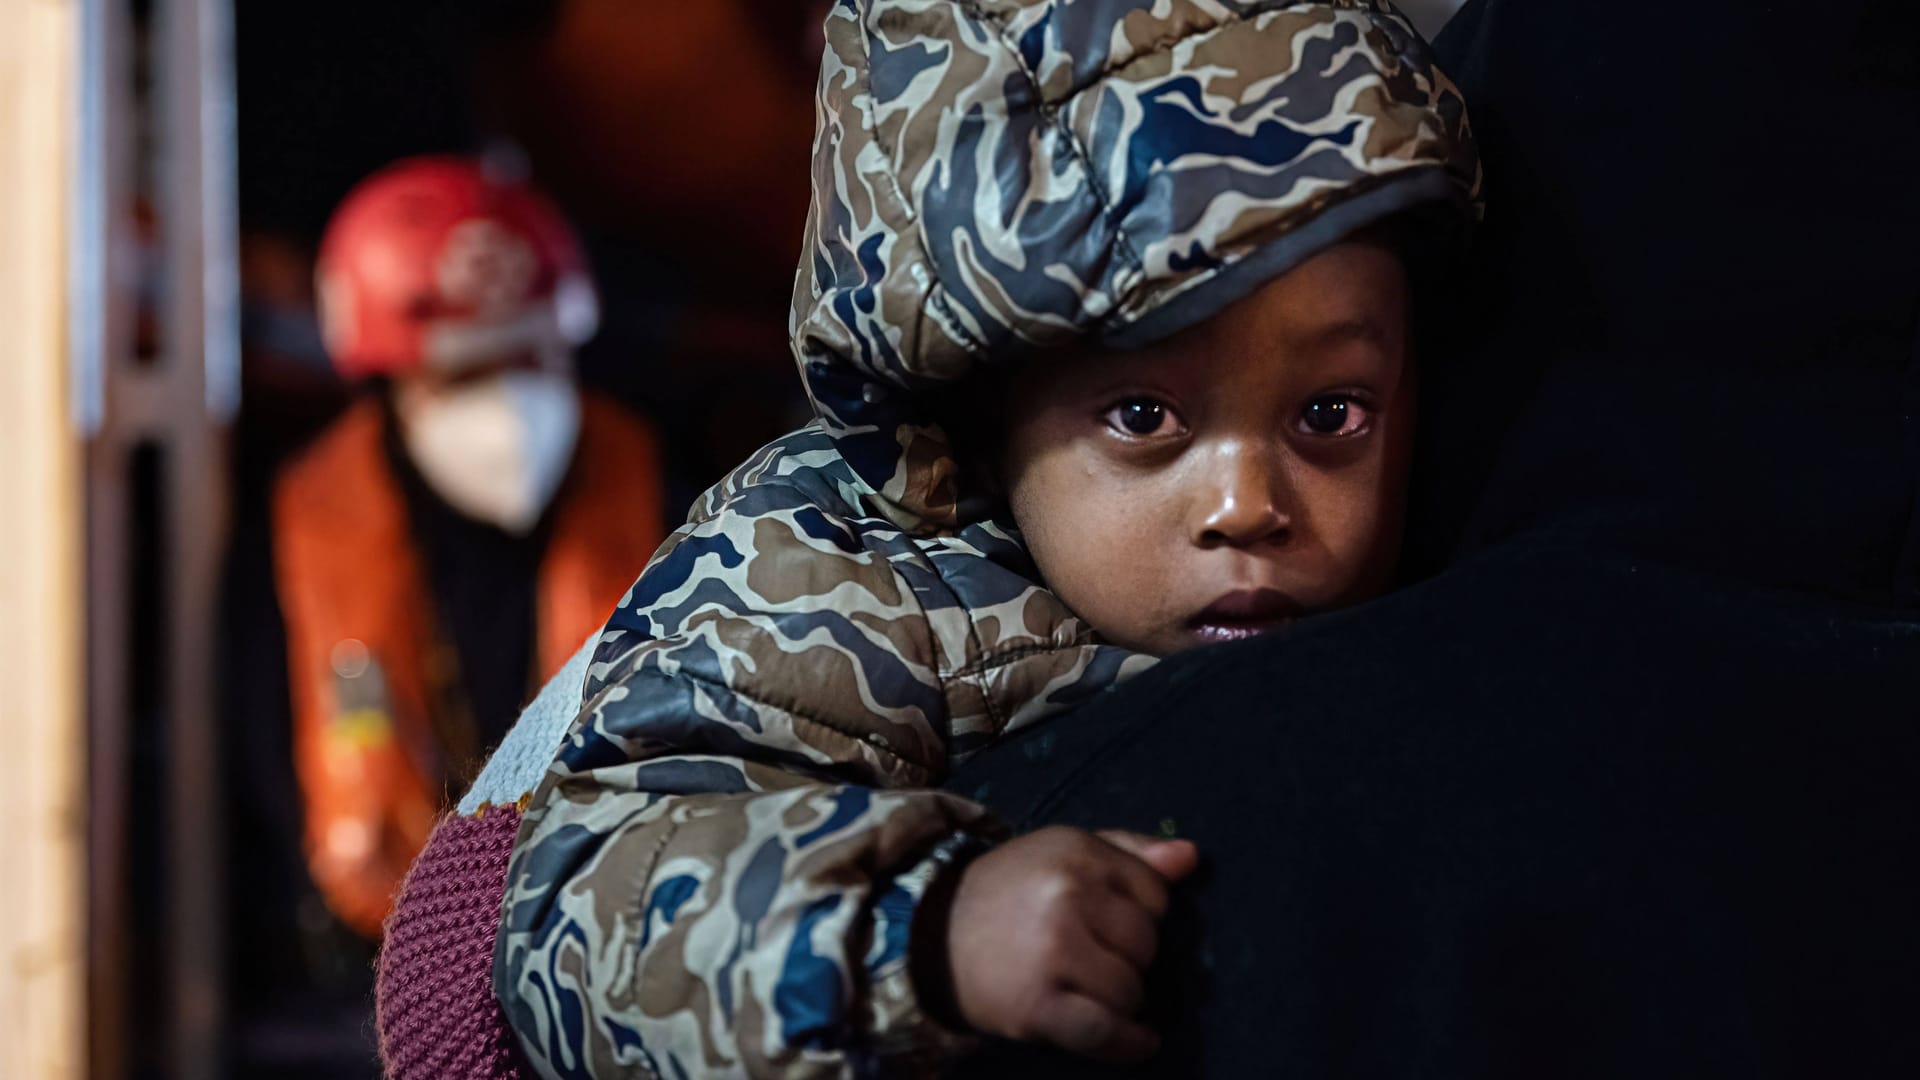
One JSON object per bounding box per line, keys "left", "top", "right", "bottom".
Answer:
{"left": 73, "top": 1, "right": 135, "bottom": 1075}
{"left": 155, "top": 0, "right": 237, "bottom": 1075}
{"left": 81, "top": 0, "right": 237, "bottom": 1073}
{"left": 192, "top": 0, "right": 240, "bottom": 424}
{"left": 82, "top": 0, "right": 240, "bottom": 1068}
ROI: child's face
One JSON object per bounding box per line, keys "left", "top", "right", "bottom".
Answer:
{"left": 1002, "top": 239, "right": 1413, "bottom": 656}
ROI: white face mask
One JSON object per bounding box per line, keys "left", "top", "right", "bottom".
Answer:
{"left": 395, "top": 369, "right": 582, "bottom": 535}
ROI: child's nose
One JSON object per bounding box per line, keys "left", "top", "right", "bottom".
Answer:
{"left": 1191, "top": 452, "right": 1292, "bottom": 549}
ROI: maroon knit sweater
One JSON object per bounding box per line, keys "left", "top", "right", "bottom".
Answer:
{"left": 376, "top": 804, "right": 528, "bottom": 1079}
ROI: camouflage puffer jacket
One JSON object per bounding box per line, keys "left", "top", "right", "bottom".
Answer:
{"left": 497, "top": 1, "right": 1478, "bottom": 1076}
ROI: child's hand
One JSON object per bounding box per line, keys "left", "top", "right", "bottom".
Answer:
{"left": 946, "top": 826, "right": 1200, "bottom": 1063}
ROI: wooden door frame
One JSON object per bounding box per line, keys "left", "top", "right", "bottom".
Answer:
{"left": 0, "top": 2, "right": 88, "bottom": 1078}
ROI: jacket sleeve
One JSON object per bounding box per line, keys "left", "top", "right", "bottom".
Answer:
{"left": 495, "top": 445, "right": 1003, "bottom": 1079}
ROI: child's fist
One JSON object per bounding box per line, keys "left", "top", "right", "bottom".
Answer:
{"left": 945, "top": 826, "right": 1199, "bottom": 1063}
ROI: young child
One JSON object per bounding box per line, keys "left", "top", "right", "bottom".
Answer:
{"left": 374, "top": 2, "right": 1478, "bottom": 1077}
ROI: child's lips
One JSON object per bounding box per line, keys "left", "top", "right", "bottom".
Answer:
{"left": 1186, "top": 588, "right": 1304, "bottom": 644}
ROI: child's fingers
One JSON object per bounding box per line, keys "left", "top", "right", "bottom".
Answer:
{"left": 1094, "top": 829, "right": 1166, "bottom": 862}
{"left": 1034, "top": 990, "right": 1161, "bottom": 1064}
{"left": 1093, "top": 830, "right": 1197, "bottom": 904}
{"left": 1126, "top": 835, "right": 1200, "bottom": 882}
{"left": 1082, "top": 887, "right": 1160, "bottom": 969}
{"left": 1142, "top": 837, "right": 1200, "bottom": 881}
{"left": 1056, "top": 922, "right": 1146, "bottom": 1016}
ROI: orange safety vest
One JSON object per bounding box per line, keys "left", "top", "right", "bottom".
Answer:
{"left": 272, "top": 392, "right": 667, "bottom": 937}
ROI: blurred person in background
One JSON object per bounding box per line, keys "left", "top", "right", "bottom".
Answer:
{"left": 272, "top": 156, "right": 668, "bottom": 939}
{"left": 218, "top": 3, "right": 833, "bottom": 1072}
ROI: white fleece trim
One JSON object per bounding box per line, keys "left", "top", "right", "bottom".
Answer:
{"left": 1397, "top": 0, "right": 1468, "bottom": 39}
{"left": 457, "top": 633, "right": 595, "bottom": 816}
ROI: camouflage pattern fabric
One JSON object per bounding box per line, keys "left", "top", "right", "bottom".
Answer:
{"left": 497, "top": 2, "right": 1479, "bottom": 1077}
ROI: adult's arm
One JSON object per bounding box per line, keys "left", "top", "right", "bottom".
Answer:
{"left": 948, "top": 0, "right": 1920, "bottom": 1074}
{"left": 950, "top": 546, "right": 1920, "bottom": 1078}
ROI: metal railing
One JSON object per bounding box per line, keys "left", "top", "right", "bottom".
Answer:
{"left": 74, "top": 0, "right": 238, "bottom": 1076}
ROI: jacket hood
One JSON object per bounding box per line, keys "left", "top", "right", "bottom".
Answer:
{"left": 500, "top": 13, "right": 1477, "bottom": 1049}
{"left": 791, "top": 0, "right": 1480, "bottom": 535}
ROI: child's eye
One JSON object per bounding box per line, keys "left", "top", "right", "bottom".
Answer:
{"left": 1297, "top": 394, "right": 1374, "bottom": 437}
{"left": 1104, "top": 398, "right": 1183, "bottom": 438}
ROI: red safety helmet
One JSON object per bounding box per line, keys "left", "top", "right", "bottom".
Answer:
{"left": 316, "top": 156, "right": 598, "bottom": 380}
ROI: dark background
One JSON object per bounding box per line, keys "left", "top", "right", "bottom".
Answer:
{"left": 212, "top": 3, "right": 825, "bottom": 1075}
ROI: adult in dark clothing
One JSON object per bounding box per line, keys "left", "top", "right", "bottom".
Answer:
{"left": 949, "top": 0, "right": 1920, "bottom": 1075}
